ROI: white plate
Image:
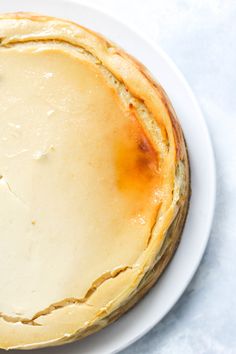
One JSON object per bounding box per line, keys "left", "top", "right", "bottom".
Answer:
{"left": 0, "top": 1, "right": 216, "bottom": 353}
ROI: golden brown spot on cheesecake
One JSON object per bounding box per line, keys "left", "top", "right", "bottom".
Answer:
{"left": 114, "top": 114, "right": 160, "bottom": 200}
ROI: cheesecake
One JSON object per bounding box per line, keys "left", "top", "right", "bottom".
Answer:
{"left": 0, "top": 13, "right": 190, "bottom": 349}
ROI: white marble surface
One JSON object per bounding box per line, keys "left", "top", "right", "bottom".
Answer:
{"left": 77, "top": 0, "right": 235, "bottom": 353}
